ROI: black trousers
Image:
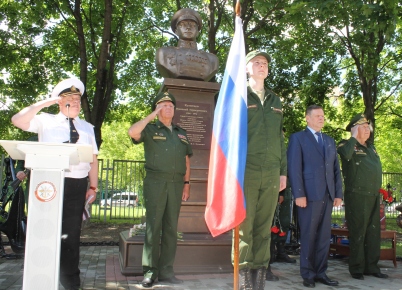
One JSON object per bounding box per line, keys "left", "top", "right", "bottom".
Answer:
{"left": 59, "top": 177, "right": 87, "bottom": 289}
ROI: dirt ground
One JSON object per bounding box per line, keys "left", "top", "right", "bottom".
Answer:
{"left": 80, "top": 221, "right": 133, "bottom": 243}
{"left": 2, "top": 220, "right": 402, "bottom": 246}
{"left": 0, "top": 221, "right": 132, "bottom": 245}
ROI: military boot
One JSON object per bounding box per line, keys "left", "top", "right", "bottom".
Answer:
{"left": 276, "top": 241, "right": 296, "bottom": 263}
{"left": 265, "top": 264, "right": 279, "bottom": 281}
{"left": 239, "top": 268, "right": 253, "bottom": 290}
{"left": 253, "top": 267, "right": 266, "bottom": 290}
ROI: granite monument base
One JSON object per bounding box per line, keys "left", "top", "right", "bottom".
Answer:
{"left": 119, "top": 230, "right": 232, "bottom": 276}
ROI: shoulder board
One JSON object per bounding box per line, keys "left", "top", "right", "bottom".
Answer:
{"left": 337, "top": 139, "right": 347, "bottom": 148}
{"left": 173, "top": 124, "right": 186, "bottom": 132}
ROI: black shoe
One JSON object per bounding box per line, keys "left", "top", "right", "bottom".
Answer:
{"left": 315, "top": 275, "right": 339, "bottom": 286}
{"left": 303, "top": 278, "right": 315, "bottom": 288}
{"left": 351, "top": 273, "right": 364, "bottom": 280}
{"left": 276, "top": 254, "right": 297, "bottom": 263}
{"left": 276, "top": 241, "right": 296, "bottom": 263}
{"left": 365, "top": 272, "right": 388, "bottom": 278}
{"left": 158, "top": 276, "right": 183, "bottom": 284}
{"left": 141, "top": 277, "right": 154, "bottom": 288}
{"left": 265, "top": 265, "right": 279, "bottom": 281}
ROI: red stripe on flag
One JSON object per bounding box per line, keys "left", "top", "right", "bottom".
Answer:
{"left": 205, "top": 135, "right": 246, "bottom": 237}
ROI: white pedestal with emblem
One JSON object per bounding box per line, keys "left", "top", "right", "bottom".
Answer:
{"left": 0, "top": 140, "right": 93, "bottom": 290}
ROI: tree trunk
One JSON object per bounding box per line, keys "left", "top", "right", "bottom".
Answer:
{"left": 91, "top": 0, "right": 114, "bottom": 149}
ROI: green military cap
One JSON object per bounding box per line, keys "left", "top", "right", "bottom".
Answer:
{"left": 171, "top": 8, "right": 202, "bottom": 32}
{"left": 346, "top": 113, "right": 370, "bottom": 131}
{"left": 246, "top": 50, "right": 271, "bottom": 64}
{"left": 152, "top": 91, "right": 176, "bottom": 111}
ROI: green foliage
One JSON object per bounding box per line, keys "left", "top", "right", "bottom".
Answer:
{"left": 0, "top": 0, "right": 402, "bottom": 174}
{"left": 99, "top": 121, "right": 144, "bottom": 161}
{"left": 374, "top": 113, "right": 402, "bottom": 172}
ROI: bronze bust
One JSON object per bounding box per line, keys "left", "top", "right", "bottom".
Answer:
{"left": 155, "top": 8, "right": 219, "bottom": 82}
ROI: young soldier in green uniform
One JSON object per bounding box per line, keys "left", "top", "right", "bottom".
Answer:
{"left": 128, "top": 91, "right": 192, "bottom": 288}
{"left": 337, "top": 114, "right": 388, "bottom": 280}
{"left": 235, "top": 51, "right": 287, "bottom": 290}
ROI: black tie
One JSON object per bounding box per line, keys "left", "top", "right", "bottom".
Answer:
{"left": 67, "top": 118, "right": 79, "bottom": 143}
{"left": 315, "top": 132, "right": 324, "bottom": 153}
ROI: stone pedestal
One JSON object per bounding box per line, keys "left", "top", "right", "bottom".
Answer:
{"left": 119, "top": 79, "right": 232, "bottom": 276}
{"left": 164, "top": 78, "right": 220, "bottom": 233}
{"left": 119, "top": 231, "right": 232, "bottom": 275}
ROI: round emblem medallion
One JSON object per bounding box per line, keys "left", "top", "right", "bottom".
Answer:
{"left": 35, "top": 181, "right": 57, "bottom": 202}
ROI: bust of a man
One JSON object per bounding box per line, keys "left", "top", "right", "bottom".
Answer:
{"left": 155, "top": 8, "right": 219, "bottom": 82}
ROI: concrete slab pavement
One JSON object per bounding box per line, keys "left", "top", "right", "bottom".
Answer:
{"left": 0, "top": 245, "right": 401, "bottom": 290}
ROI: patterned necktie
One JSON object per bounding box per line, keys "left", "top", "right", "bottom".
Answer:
{"left": 315, "top": 132, "right": 324, "bottom": 153}
{"left": 67, "top": 118, "right": 80, "bottom": 143}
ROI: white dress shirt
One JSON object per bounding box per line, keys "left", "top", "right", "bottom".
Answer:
{"left": 28, "top": 112, "right": 99, "bottom": 178}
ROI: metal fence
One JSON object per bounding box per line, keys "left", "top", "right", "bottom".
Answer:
{"left": 1, "top": 155, "right": 402, "bottom": 223}
{"left": 331, "top": 172, "right": 402, "bottom": 220}
{"left": 92, "top": 159, "right": 146, "bottom": 222}
{"left": 381, "top": 172, "right": 402, "bottom": 218}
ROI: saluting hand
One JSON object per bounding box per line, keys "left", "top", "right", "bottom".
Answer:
{"left": 128, "top": 105, "right": 163, "bottom": 140}
{"left": 151, "top": 104, "right": 163, "bottom": 117}
{"left": 46, "top": 96, "right": 62, "bottom": 107}
{"left": 351, "top": 124, "right": 359, "bottom": 139}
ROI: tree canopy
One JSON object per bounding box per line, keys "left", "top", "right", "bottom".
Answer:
{"left": 1, "top": 0, "right": 402, "bottom": 171}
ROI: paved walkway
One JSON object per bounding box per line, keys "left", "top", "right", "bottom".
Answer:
{"left": 0, "top": 245, "right": 401, "bottom": 290}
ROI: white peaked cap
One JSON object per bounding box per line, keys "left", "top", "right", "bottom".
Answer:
{"left": 51, "top": 78, "right": 85, "bottom": 98}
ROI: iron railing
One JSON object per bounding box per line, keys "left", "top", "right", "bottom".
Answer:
{"left": 93, "top": 159, "right": 146, "bottom": 222}
{"left": 1, "top": 155, "right": 402, "bottom": 223}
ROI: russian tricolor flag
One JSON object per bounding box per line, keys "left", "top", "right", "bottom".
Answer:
{"left": 205, "top": 15, "right": 247, "bottom": 237}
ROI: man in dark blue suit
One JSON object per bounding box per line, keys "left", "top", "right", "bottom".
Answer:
{"left": 287, "top": 105, "right": 343, "bottom": 288}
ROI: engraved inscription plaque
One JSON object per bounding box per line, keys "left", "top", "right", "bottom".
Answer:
{"left": 174, "top": 101, "right": 211, "bottom": 150}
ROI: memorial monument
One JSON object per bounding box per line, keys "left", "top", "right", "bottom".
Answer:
{"left": 155, "top": 8, "right": 218, "bottom": 82}
{"left": 119, "top": 8, "right": 232, "bottom": 275}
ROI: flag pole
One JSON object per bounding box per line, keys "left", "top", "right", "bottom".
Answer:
{"left": 233, "top": 3, "right": 241, "bottom": 289}
{"left": 233, "top": 225, "right": 240, "bottom": 290}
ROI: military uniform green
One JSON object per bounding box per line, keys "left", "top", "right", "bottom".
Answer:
{"left": 232, "top": 85, "right": 286, "bottom": 270}
{"left": 337, "top": 116, "right": 382, "bottom": 276}
{"left": 132, "top": 120, "right": 192, "bottom": 281}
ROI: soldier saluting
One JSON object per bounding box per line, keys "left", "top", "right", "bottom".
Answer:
{"left": 337, "top": 114, "right": 388, "bottom": 280}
